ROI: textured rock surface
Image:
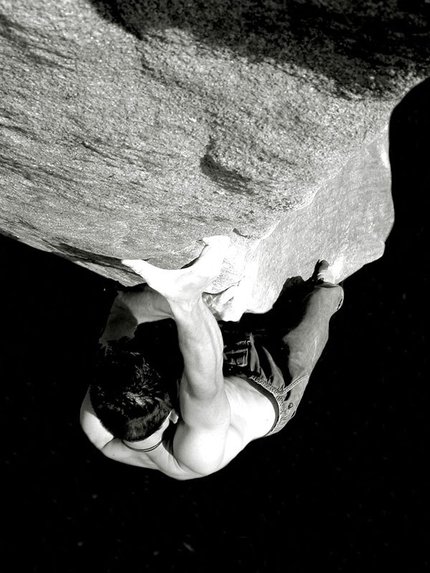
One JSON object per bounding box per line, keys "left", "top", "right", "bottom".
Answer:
{"left": 1, "top": 1, "right": 428, "bottom": 318}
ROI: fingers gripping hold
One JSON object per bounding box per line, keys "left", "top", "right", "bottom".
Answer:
{"left": 122, "top": 236, "right": 231, "bottom": 302}
{"left": 121, "top": 259, "right": 154, "bottom": 280}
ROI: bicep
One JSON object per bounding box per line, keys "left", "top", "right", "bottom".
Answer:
{"left": 179, "top": 368, "right": 230, "bottom": 426}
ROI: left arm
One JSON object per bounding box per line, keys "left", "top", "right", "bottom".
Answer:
{"left": 83, "top": 287, "right": 175, "bottom": 450}
{"left": 99, "top": 286, "right": 173, "bottom": 344}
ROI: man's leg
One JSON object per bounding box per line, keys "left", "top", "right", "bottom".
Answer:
{"left": 281, "top": 261, "right": 343, "bottom": 385}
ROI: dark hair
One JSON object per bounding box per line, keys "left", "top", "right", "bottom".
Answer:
{"left": 89, "top": 338, "right": 174, "bottom": 442}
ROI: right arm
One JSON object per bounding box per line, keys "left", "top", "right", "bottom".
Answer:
{"left": 169, "top": 297, "right": 231, "bottom": 475}
{"left": 121, "top": 236, "right": 235, "bottom": 475}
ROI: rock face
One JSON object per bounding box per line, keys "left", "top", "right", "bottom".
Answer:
{"left": 1, "top": 1, "right": 428, "bottom": 318}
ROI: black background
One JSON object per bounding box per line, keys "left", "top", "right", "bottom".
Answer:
{"left": 1, "top": 79, "right": 429, "bottom": 572}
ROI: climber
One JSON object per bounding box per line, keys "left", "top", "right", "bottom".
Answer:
{"left": 80, "top": 236, "right": 344, "bottom": 480}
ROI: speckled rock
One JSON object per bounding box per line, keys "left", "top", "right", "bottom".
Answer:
{"left": 1, "top": 1, "right": 428, "bottom": 318}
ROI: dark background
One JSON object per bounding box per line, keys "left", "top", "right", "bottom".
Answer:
{"left": 1, "top": 79, "right": 429, "bottom": 572}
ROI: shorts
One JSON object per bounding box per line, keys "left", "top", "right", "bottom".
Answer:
{"left": 221, "top": 325, "right": 308, "bottom": 436}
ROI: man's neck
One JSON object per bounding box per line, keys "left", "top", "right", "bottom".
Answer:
{"left": 122, "top": 419, "right": 170, "bottom": 452}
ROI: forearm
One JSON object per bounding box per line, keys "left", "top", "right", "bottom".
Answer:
{"left": 169, "top": 297, "right": 224, "bottom": 398}
{"left": 99, "top": 287, "right": 173, "bottom": 344}
{"left": 119, "top": 287, "right": 173, "bottom": 323}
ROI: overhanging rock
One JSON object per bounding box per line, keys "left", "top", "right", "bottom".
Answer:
{"left": 1, "top": 1, "right": 427, "bottom": 319}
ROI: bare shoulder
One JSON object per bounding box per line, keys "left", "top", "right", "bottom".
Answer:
{"left": 171, "top": 416, "right": 247, "bottom": 477}
{"left": 80, "top": 389, "right": 114, "bottom": 449}
{"left": 99, "top": 437, "right": 212, "bottom": 481}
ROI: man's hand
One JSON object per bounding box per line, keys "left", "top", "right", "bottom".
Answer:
{"left": 122, "top": 236, "right": 230, "bottom": 304}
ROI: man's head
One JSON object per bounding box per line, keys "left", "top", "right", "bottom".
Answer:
{"left": 89, "top": 338, "right": 177, "bottom": 442}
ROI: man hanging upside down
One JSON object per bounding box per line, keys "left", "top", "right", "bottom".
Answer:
{"left": 80, "top": 236, "right": 344, "bottom": 480}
